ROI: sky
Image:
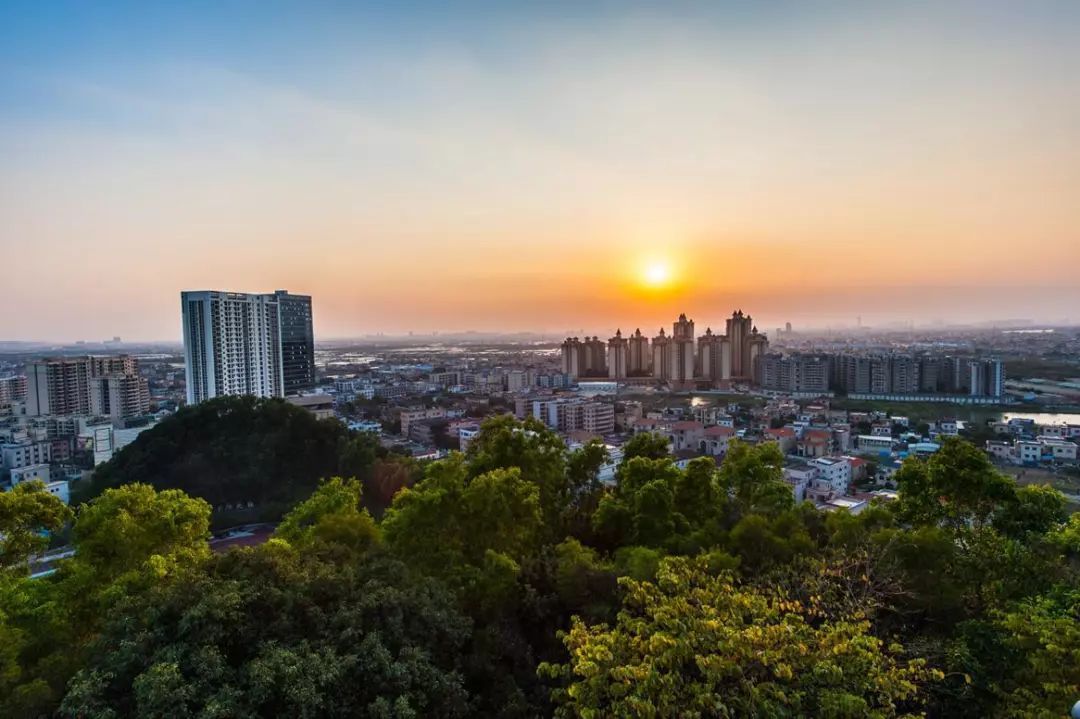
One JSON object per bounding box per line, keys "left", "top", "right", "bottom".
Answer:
{"left": 1, "top": 1, "right": 1079, "bottom": 341}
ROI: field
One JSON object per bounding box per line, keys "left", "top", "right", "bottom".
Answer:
{"left": 1000, "top": 465, "right": 1080, "bottom": 504}
{"left": 826, "top": 398, "right": 1017, "bottom": 424}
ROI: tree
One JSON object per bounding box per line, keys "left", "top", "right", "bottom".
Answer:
{"left": 0, "top": 482, "right": 73, "bottom": 572}
{"left": 563, "top": 441, "right": 610, "bottom": 540}
{"left": 5, "top": 397, "right": 1080, "bottom": 719}
{"left": 566, "top": 440, "right": 609, "bottom": 500}
{"left": 621, "top": 432, "right": 671, "bottom": 461}
{"left": 381, "top": 456, "right": 542, "bottom": 592}
{"left": 717, "top": 440, "right": 793, "bottom": 518}
{"left": 366, "top": 456, "right": 420, "bottom": 515}
{"left": 549, "top": 539, "right": 617, "bottom": 621}
{"left": 85, "top": 396, "right": 361, "bottom": 526}
{"left": 71, "top": 483, "right": 211, "bottom": 580}
{"left": 0, "top": 484, "right": 212, "bottom": 718}
{"left": 542, "top": 556, "right": 940, "bottom": 717}
{"left": 60, "top": 548, "right": 473, "bottom": 719}
{"left": 592, "top": 458, "right": 682, "bottom": 550}
{"left": 993, "top": 484, "right": 1068, "bottom": 539}
{"left": 894, "top": 437, "right": 1015, "bottom": 529}
{"left": 464, "top": 416, "right": 569, "bottom": 536}
{"left": 673, "top": 457, "right": 722, "bottom": 526}
{"left": 337, "top": 431, "right": 380, "bottom": 482}
{"left": 275, "top": 476, "right": 379, "bottom": 555}
{"left": 996, "top": 588, "right": 1080, "bottom": 718}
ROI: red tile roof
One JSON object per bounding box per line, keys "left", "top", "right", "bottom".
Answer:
{"left": 802, "top": 429, "right": 832, "bottom": 442}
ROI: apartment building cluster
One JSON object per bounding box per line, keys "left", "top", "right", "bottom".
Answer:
{"left": 758, "top": 352, "right": 1006, "bottom": 400}
{"left": 0, "top": 354, "right": 160, "bottom": 502}
{"left": 181, "top": 289, "right": 315, "bottom": 404}
{"left": 23, "top": 355, "right": 150, "bottom": 420}
{"left": 516, "top": 395, "right": 616, "bottom": 436}
{"left": 984, "top": 417, "right": 1080, "bottom": 466}
{"left": 624, "top": 400, "right": 880, "bottom": 512}
{"left": 333, "top": 367, "right": 572, "bottom": 403}
{"left": 560, "top": 310, "right": 769, "bottom": 388}
{"left": 0, "top": 374, "right": 28, "bottom": 404}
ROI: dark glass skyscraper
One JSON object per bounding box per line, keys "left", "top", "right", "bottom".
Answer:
{"left": 275, "top": 290, "right": 315, "bottom": 396}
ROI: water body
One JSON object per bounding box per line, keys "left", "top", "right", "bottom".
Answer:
{"left": 1000, "top": 412, "right": 1080, "bottom": 425}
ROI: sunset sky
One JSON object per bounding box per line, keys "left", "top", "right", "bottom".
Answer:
{"left": 2, "top": 1, "right": 1079, "bottom": 341}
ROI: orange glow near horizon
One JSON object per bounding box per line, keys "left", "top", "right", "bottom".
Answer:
{"left": 2, "top": 3, "right": 1080, "bottom": 340}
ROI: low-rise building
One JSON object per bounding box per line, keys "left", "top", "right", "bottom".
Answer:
{"left": 845, "top": 456, "right": 869, "bottom": 483}
{"left": 400, "top": 407, "right": 447, "bottom": 437}
{"left": 987, "top": 437, "right": 1079, "bottom": 465}
{"left": 820, "top": 495, "right": 868, "bottom": 514}
{"left": 936, "top": 420, "right": 960, "bottom": 436}
{"left": 45, "top": 479, "right": 70, "bottom": 504}
{"left": 287, "top": 394, "right": 336, "bottom": 421}
{"left": 409, "top": 417, "right": 447, "bottom": 446}
{"left": 1038, "top": 438, "right": 1078, "bottom": 462}
{"left": 703, "top": 425, "right": 735, "bottom": 457}
{"left": 985, "top": 440, "right": 1013, "bottom": 461}
{"left": 857, "top": 435, "right": 894, "bottom": 454}
{"left": 782, "top": 463, "right": 817, "bottom": 503}
{"left": 2, "top": 440, "right": 52, "bottom": 479}
{"left": 1016, "top": 440, "right": 1042, "bottom": 465}
{"left": 810, "top": 456, "right": 852, "bottom": 495}
{"left": 797, "top": 428, "right": 832, "bottom": 458}
{"left": 10, "top": 463, "right": 51, "bottom": 485}
{"left": 533, "top": 398, "right": 615, "bottom": 435}
{"left": 670, "top": 421, "right": 705, "bottom": 452}
{"left": 763, "top": 426, "right": 797, "bottom": 454}
{"left": 458, "top": 425, "right": 481, "bottom": 452}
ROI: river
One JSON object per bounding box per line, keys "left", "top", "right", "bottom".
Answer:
{"left": 1000, "top": 412, "right": 1080, "bottom": 425}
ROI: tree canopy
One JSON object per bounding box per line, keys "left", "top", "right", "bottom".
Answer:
{"left": 1, "top": 413, "right": 1078, "bottom": 717}
{"left": 85, "top": 396, "right": 389, "bottom": 526}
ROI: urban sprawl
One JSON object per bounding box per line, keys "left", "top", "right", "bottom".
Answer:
{"left": 2, "top": 291, "right": 1079, "bottom": 516}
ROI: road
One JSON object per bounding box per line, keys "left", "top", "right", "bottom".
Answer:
{"left": 27, "top": 523, "right": 277, "bottom": 579}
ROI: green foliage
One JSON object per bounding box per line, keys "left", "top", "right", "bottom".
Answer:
{"left": 2, "top": 406, "right": 1077, "bottom": 718}
{"left": 593, "top": 456, "right": 683, "bottom": 550}
{"left": 592, "top": 443, "right": 797, "bottom": 558}
{"left": 276, "top": 476, "right": 379, "bottom": 556}
{"left": 894, "top": 437, "right": 1016, "bottom": 528}
{"left": 621, "top": 431, "right": 671, "bottom": 461}
{"left": 612, "top": 545, "right": 664, "bottom": 581}
{"left": 0, "top": 481, "right": 73, "bottom": 572}
{"left": 542, "top": 556, "right": 941, "bottom": 718}
{"left": 993, "top": 483, "right": 1068, "bottom": 539}
{"left": 464, "top": 416, "right": 570, "bottom": 535}
{"left": 85, "top": 396, "right": 365, "bottom": 525}
{"left": 381, "top": 455, "right": 542, "bottom": 597}
{"left": 60, "top": 547, "right": 472, "bottom": 719}
{"left": 996, "top": 588, "right": 1080, "bottom": 718}
{"left": 1, "top": 483, "right": 213, "bottom": 718}
{"left": 72, "top": 483, "right": 211, "bottom": 578}
{"left": 717, "top": 440, "right": 793, "bottom": 517}
{"left": 550, "top": 539, "right": 616, "bottom": 615}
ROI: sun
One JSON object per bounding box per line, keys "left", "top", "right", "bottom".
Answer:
{"left": 643, "top": 261, "right": 672, "bottom": 287}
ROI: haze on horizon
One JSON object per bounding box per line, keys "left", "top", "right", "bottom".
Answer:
{"left": 2, "top": 1, "right": 1079, "bottom": 342}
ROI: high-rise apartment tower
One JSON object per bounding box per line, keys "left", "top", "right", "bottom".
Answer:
{"left": 181, "top": 290, "right": 314, "bottom": 404}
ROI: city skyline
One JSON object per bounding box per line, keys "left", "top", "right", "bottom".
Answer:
{"left": 3, "top": 2, "right": 1080, "bottom": 341}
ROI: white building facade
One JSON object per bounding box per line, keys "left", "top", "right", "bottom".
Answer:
{"left": 182, "top": 290, "right": 312, "bottom": 404}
